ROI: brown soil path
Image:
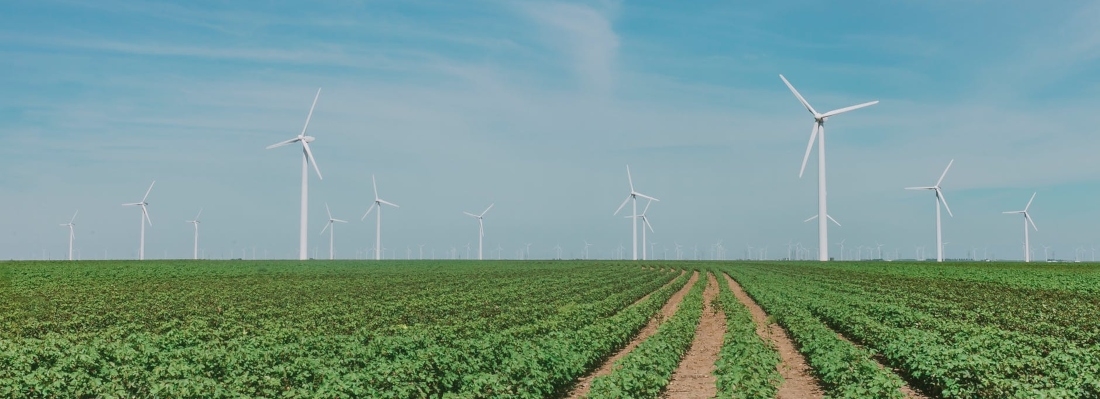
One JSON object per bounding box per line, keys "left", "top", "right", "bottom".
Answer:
{"left": 566, "top": 270, "right": 701, "bottom": 398}
{"left": 662, "top": 272, "right": 724, "bottom": 398}
{"left": 723, "top": 273, "right": 824, "bottom": 399}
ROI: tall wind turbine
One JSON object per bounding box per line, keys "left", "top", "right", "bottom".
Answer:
{"left": 59, "top": 211, "right": 77, "bottom": 261}
{"left": 362, "top": 175, "right": 399, "bottom": 261}
{"left": 463, "top": 203, "right": 494, "bottom": 260}
{"left": 613, "top": 165, "right": 659, "bottom": 260}
{"left": 122, "top": 181, "right": 155, "bottom": 260}
{"left": 320, "top": 203, "right": 347, "bottom": 260}
{"left": 906, "top": 159, "right": 954, "bottom": 262}
{"left": 266, "top": 88, "right": 323, "bottom": 260}
{"left": 186, "top": 208, "right": 203, "bottom": 260}
{"left": 1004, "top": 192, "right": 1038, "bottom": 262}
{"left": 780, "top": 74, "right": 878, "bottom": 261}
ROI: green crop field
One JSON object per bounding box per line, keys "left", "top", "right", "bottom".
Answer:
{"left": 2, "top": 260, "right": 1099, "bottom": 398}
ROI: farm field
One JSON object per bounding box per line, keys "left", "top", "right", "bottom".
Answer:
{"left": 1, "top": 260, "right": 1099, "bottom": 398}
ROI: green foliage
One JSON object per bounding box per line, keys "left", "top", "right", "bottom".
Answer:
{"left": 586, "top": 272, "right": 706, "bottom": 399}
{"left": 713, "top": 273, "right": 781, "bottom": 399}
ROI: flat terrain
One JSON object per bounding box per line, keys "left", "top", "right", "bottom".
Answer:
{"left": 2, "top": 260, "right": 1099, "bottom": 398}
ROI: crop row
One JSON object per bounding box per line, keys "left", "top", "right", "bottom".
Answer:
{"left": 586, "top": 272, "right": 705, "bottom": 398}
{"left": 712, "top": 273, "right": 781, "bottom": 399}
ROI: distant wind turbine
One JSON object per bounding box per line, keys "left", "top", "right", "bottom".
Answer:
{"left": 1003, "top": 192, "right": 1039, "bottom": 262}
{"left": 780, "top": 74, "right": 878, "bottom": 261}
{"left": 122, "top": 181, "right": 155, "bottom": 260}
{"left": 320, "top": 203, "right": 347, "bottom": 260}
{"left": 59, "top": 211, "right": 77, "bottom": 261}
{"left": 906, "top": 159, "right": 954, "bottom": 262}
{"left": 613, "top": 165, "right": 659, "bottom": 260}
{"left": 626, "top": 199, "right": 655, "bottom": 260}
{"left": 463, "top": 203, "right": 494, "bottom": 260}
{"left": 186, "top": 208, "right": 203, "bottom": 260}
{"left": 266, "top": 88, "right": 323, "bottom": 260}
{"left": 362, "top": 175, "right": 399, "bottom": 261}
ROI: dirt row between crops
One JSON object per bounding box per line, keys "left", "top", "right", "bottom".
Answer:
{"left": 662, "top": 272, "right": 724, "bottom": 398}
{"left": 566, "top": 270, "right": 700, "bottom": 398}
{"left": 723, "top": 273, "right": 825, "bottom": 399}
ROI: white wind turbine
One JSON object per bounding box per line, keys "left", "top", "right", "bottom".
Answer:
{"left": 362, "top": 175, "right": 399, "bottom": 261}
{"left": 780, "top": 74, "right": 878, "bottom": 261}
{"left": 186, "top": 208, "right": 203, "bottom": 260}
{"left": 464, "top": 203, "right": 494, "bottom": 260}
{"left": 266, "top": 88, "right": 323, "bottom": 260}
{"left": 625, "top": 199, "right": 655, "bottom": 260}
{"left": 613, "top": 165, "right": 659, "bottom": 260}
{"left": 59, "top": 211, "right": 77, "bottom": 261}
{"left": 906, "top": 159, "right": 954, "bottom": 262}
{"left": 1004, "top": 192, "right": 1038, "bottom": 262}
{"left": 122, "top": 181, "right": 155, "bottom": 260}
{"left": 320, "top": 203, "right": 347, "bottom": 260}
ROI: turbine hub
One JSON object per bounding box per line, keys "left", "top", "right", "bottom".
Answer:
{"left": 302, "top": 136, "right": 316, "bottom": 143}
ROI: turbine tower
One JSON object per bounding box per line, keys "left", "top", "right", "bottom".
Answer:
{"left": 186, "top": 208, "right": 203, "bottom": 260}
{"left": 613, "top": 165, "right": 659, "bottom": 260}
{"left": 906, "top": 159, "right": 954, "bottom": 262}
{"left": 59, "top": 211, "right": 77, "bottom": 261}
{"left": 122, "top": 181, "right": 155, "bottom": 260}
{"left": 362, "top": 174, "right": 399, "bottom": 261}
{"left": 463, "top": 203, "right": 494, "bottom": 260}
{"left": 320, "top": 203, "right": 347, "bottom": 260}
{"left": 780, "top": 74, "right": 878, "bottom": 261}
{"left": 266, "top": 88, "right": 323, "bottom": 260}
{"left": 1003, "top": 192, "right": 1038, "bottom": 262}
{"left": 626, "top": 200, "right": 655, "bottom": 260}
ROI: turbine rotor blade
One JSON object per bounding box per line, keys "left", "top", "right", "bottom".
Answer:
{"left": 799, "top": 123, "right": 819, "bottom": 178}
{"left": 333, "top": 219, "right": 348, "bottom": 223}
{"left": 643, "top": 216, "right": 654, "bottom": 233}
{"left": 463, "top": 211, "right": 478, "bottom": 218}
{"left": 302, "top": 142, "right": 322, "bottom": 180}
{"left": 821, "top": 100, "right": 879, "bottom": 118}
{"left": 320, "top": 222, "right": 330, "bottom": 234}
{"left": 642, "top": 199, "right": 653, "bottom": 214}
{"left": 379, "top": 199, "right": 399, "bottom": 208}
{"left": 141, "top": 205, "right": 152, "bottom": 226}
{"left": 779, "top": 74, "right": 818, "bottom": 116}
{"left": 905, "top": 186, "right": 935, "bottom": 190}
{"left": 70, "top": 210, "right": 78, "bottom": 223}
{"left": 300, "top": 88, "right": 321, "bottom": 138}
{"left": 1025, "top": 192, "right": 1036, "bottom": 211}
{"left": 266, "top": 138, "right": 298, "bottom": 149}
{"left": 626, "top": 165, "right": 634, "bottom": 192}
{"left": 362, "top": 203, "right": 377, "bottom": 220}
{"left": 194, "top": 208, "right": 203, "bottom": 220}
{"left": 937, "top": 188, "right": 953, "bottom": 217}
{"left": 936, "top": 159, "right": 954, "bottom": 187}
{"left": 804, "top": 215, "right": 818, "bottom": 223}
{"left": 142, "top": 181, "right": 156, "bottom": 202}
{"left": 1025, "top": 213, "right": 1038, "bottom": 231}
{"left": 827, "top": 215, "right": 842, "bottom": 227}
{"left": 481, "top": 203, "right": 494, "bottom": 217}
{"left": 614, "top": 196, "right": 631, "bottom": 215}
{"left": 634, "top": 192, "right": 660, "bottom": 202}
{"left": 372, "top": 174, "right": 379, "bottom": 200}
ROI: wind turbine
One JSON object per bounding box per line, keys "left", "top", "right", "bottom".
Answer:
{"left": 780, "top": 74, "right": 878, "bottom": 261}
{"left": 626, "top": 199, "right": 656, "bottom": 260}
{"left": 613, "top": 165, "right": 659, "bottom": 260}
{"left": 320, "top": 203, "right": 347, "bottom": 260}
{"left": 59, "top": 211, "right": 77, "bottom": 261}
{"left": 463, "top": 203, "right": 494, "bottom": 260}
{"left": 186, "top": 208, "right": 203, "bottom": 260}
{"left": 1003, "top": 192, "right": 1038, "bottom": 262}
{"left": 583, "top": 240, "right": 593, "bottom": 260}
{"left": 906, "top": 159, "right": 954, "bottom": 262}
{"left": 266, "top": 88, "right": 323, "bottom": 260}
{"left": 362, "top": 175, "right": 399, "bottom": 261}
{"left": 122, "top": 181, "right": 155, "bottom": 260}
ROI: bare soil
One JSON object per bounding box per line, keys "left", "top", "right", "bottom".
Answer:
{"left": 566, "top": 271, "right": 701, "bottom": 398}
{"left": 662, "top": 273, "right": 724, "bottom": 398}
{"left": 723, "top": 273, "right": 824, "bottom": 399}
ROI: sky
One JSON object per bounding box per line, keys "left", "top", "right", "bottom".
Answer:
{"left": 3, "top": 0, "right": 1100, "bottom": 261}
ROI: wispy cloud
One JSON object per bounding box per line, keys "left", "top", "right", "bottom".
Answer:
{"left": 517, "top": 1, "right": 620, "bottom": 92}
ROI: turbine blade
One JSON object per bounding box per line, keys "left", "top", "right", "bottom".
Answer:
{"left": 194, "top": 208, "right": 203, "bottom": 220}
{"left": 70, "top": 210, "right": 78, "bottom": 223}
{"left": 643, "top": 216, "right": 654, "bottom": 233}
{"left": 1026, "top": 213, "right": 1038, "bottom": 231}
{"left": 614, "top": 196, "right": 631, "bottom": 215}
{"left": 142, "top": 181, "right": 156, "bottom": 202}
{"left": 626, "top": 165, "right": 634, "bottom": 192}
{"left": 333, "top": 219, "right": 348, "bottom": 223}
{"left": 827, "top": 214, "right": 842, "bottom": 227}
{"left": 634, "top": 192, "right": 660, "bottom": 202}
{"left": 804, "top": 215, "right": 818, "bottom": 223}
{"left": 320, "top": 222, "right": 330, "bottom": 234}
{"left": 481, "top": 203, "right": 494, "bottom": 217}
{"left": 372, "top": 174, "right": 379, "bottom": 200}
{"left": 1003, "top": 211, "right": 1024, "bottom": 214}
{"left": 300, "top": 88, "right": 321, "bottom": 138}
{"left": 463, "top": 211, "right": 478, "bottom": 218}
{"left": 325, "top": 203, "right": 332, "bottom": 220}
{"left": 141, "top": 205, "right": 152, "bottom": 226}
{"left": 1025, "top": 192, "right": 1036, "bottom": 211}
{"left": 642, "top": 199, "right": 653, "bottom": 214}
{"left": 266, "top": 138, "right": 298, "bottom": 149}
{"left": 302, "top": 142, "right": 323, "bottom": 180}
{"left": 122, "top": 202, "right": 141, "bottom": 206}
{"left": 821, "top": 100, "right": 879, "bottom": 118}
{"left": 936, "top": 159, "right": 954, "bottom": 187}
{"left": 799, "top": 122, "right": 819, "bottom": 178}
{"left": 905, "top": 186, "right": 935, "bottom": 190}
{"left": 937, "top": 188, "right": 953, "bottom": 217}
{"left": 362, "top": 203, "right": 377, "bottom": 220}
{"left": 779, "top": 74, "right": 818, "bottom": 115}
{"left": 379, "top": 199, "right": 399, "bottom": 208}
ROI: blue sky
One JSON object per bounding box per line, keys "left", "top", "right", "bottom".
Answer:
{"left": 3, "top": 0, "right": 1100, "bottom": 261}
